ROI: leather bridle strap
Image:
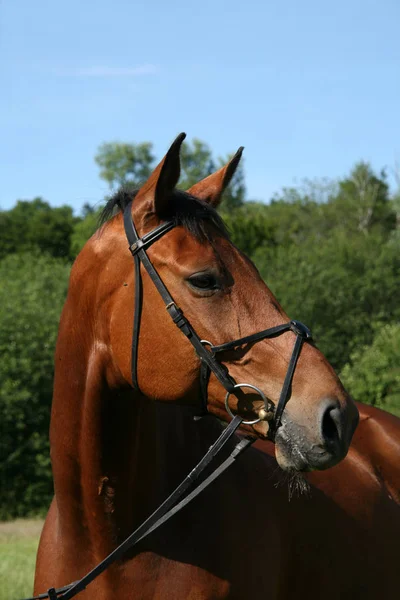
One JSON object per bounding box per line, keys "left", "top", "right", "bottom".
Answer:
{"left": 122, "top": 202, "right": 312, "bottom": 429}
{"left": 270, "top": 333, "right": 305, "bottom": 435}
{"left": 135, "top": 435, "right": 254, "bottom": 540}
{"left": 209, "top": 320, "right": 312, "bottom": 432}
{"left": 25, "top": 436, "right": 254, "bottom": 600}
{"left": 210, "top": 323, "right": 293, "bottom": 354}
{"left": 123, "top": 217, "right": 175, "bottom": 392}
{"left": 30, "top": 415, "right": 249, "bottom": 600}
{"left": 123, "top": 202, "right": 237, "bottom": 397}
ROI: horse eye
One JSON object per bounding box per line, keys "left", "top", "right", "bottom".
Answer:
{"left": 187, "top": 273, "right": 219, "bottom": 291}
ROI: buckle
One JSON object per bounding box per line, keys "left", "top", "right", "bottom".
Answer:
{"left": 129, "top": 241, "right": 138, "bottom": 254}
{"left": 129, "top": 239, "right": 144, "bottom": 255}
{"left": 165, "top": 301, "right": 179, "bottom": 312}
{"left": 290, "top": 320, "right": 312, "bottom": 340}
{"left": 166, "top": 301, "right": 185, "bottom": 323}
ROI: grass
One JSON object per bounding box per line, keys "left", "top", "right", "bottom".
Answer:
{"left": 0, "top": 519, "right": 43, "bottom": 600}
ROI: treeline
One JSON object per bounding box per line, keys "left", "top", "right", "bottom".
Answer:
{"left": 0, "top": 139, "right": 399, "bottom": 519}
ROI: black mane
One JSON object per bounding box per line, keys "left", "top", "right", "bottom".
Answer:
{"left": 99, "top": 185, "right": 230, "bottom": 244}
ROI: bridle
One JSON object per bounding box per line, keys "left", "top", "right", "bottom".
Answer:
{"left": 25, "top": 201, "right": 312, "bottom": 600}
{"left": 123, "top": 200, "right": 312, "bottom": 436}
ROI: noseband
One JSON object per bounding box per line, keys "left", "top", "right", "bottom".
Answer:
{"left": 123, "top": 200, "right": 312, "bottom": 437}
{"left": 25, "top": 202, "right": 313, "bottom": 600}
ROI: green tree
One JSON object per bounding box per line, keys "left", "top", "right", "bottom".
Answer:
{"left": 0, "top": 253, "right": 70, "bottom": 518}
{"left": 341, "top": 324, "right": 400, "bottom": 416}
{"left": 0, "top": 198, "right": 76, "bottom": 260}
{"left": 323, "top": 163, "right": 396, "bottom": 236}
{"left": 222, "top": 202, "right": 276, "bottom": 256}
{"left": 95, "top": 142, "right": 155, "bottom": 189}
{"left": 268, "top": 165, "right": 397, "bottom": 243}
{"left": 252, "top": 229, "right": 400, "bottom": 372}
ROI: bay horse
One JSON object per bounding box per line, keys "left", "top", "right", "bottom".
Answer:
{"left": 34, "top": 133, "right": 362, "bottom": 599}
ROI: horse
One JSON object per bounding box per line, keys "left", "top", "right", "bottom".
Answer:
{"left": 34, "top": 133, "right": 361, "bottom": 599}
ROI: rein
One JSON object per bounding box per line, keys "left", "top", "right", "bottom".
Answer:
{"left": 25, "top": 202, "right": 312, "bottom": 599}
{"left": 27, "top": 416, "right": 249, "bottom": 600}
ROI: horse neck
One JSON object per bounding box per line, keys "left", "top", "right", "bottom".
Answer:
{"left": 97, "top": 393, "right": 221, "bottom": 538}
{"left": 49, "top": 238, "right": 226, "bottom": 555}
{"left": 50, "top": 329, "right": 222, "bottom": 553}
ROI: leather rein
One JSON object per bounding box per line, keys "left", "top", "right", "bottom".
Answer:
{"left": 25, "top": 202, "right": 312, "bottom": 600}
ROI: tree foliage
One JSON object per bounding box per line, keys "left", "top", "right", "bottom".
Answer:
{"left": 0, "top": 254, "right": 70, "bottom": 518}
{"left": 331, "top": 163, "right": 396, "bottom": 234}
{"left": 0, "top": 198, "right": 76, "bottom": 260}
{"left": 95, "top": 142, "right": 155, "bottom": 189}
{"left": 251, "top": 230, "right": 399, "bottom": 371}
{"left": 341, "top": 324, "right": 400, "bottom": 416}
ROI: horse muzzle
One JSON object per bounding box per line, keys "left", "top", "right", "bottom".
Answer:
{"left": 274, "top": 397, "right": 359, "bottom": 472}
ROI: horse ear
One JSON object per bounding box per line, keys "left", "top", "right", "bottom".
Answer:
{"left": 187, "top": 146, "right": 244, "bottom": 207}
{"left": 135, "top": 132, "right": 186, "bottom": 218}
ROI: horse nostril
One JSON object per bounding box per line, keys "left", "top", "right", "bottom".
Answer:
{"left": 321, "top": 401, "right": 342, "bottom": 448}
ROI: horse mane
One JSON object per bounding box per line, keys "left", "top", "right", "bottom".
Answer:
{"left": 99, "top": 185, "right": 230, "bottom": 244}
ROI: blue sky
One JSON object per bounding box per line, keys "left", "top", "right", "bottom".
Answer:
{"left": 1, "top": 0, "right": 399, "bottom": 213}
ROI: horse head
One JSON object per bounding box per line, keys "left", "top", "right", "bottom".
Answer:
{"left": 99, "top": 134, "right": 359, "bottom": 472}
